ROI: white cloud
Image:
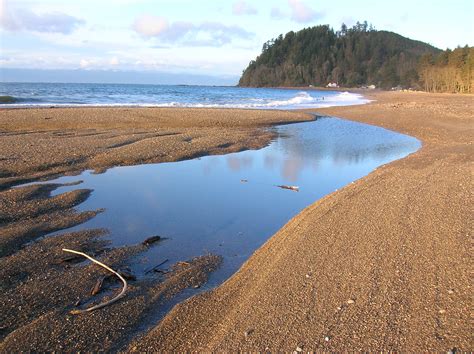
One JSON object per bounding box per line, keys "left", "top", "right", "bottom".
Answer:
{"left": 80, "top": 59, "right": 91, "bottom": 68}
{"left": 232, "top": 0, "right": 257, "bottom": 15}
{"left": 110, "top": 56, "right": 119, "bottom": 66}
{"left": 288, "top": 0, "right": 321, "bottom": 23}
{"left": 1, "top": 42, "right": 260, "bottom": 76}
{"left": 0, "top": 0, "right": 85, "bottom": 34}
{"left": 132, "top": 14, "right": 168, "bottom": 37}
{"left": 270, "top": 7, "right": 285, "bottom": 19}
{"left": 132, "top": 15, "right": 254, "bottom": 47}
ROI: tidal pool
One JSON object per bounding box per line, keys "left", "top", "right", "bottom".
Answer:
{"left": 41, "top": 116, "right": 420, "bottom": 293}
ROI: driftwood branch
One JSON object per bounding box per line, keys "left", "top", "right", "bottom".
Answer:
{"left": 276, "top": 185, "right": 299, "bottom": 192}
{"left": 144, "top": 259, "right": 169, "bottom": 274}
{"left": 62, "top": 248, "right": 128, "bottom": 315}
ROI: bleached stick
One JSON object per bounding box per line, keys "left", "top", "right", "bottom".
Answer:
{"left": 62, "top": 248, "right": 128, "bottom": 314}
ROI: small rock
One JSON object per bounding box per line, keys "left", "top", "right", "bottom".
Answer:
{"left": 336, "top": 306, "right": 342, "bottom": 311}
{"left": 439, "top": 309, "right": 446, "bottom": 314}
{"left": 305, "top": 274, "right": 310, "bottom": 278}
{"left": 448, "top": 289, "right": 454, "bottom": 294}
{"left": 193, "top": 284, "right": 200, "bottom": 289}
{"left": 324, "top": 336, "right": 330, "bottom": 342}
{"left": 244, "top": 329, "right": 254, "bottom": 339}
{"left": 295, "top": 346, "right": 303, "bottom": 352}
{"left": 142, "top": 235, "right": 162, "bottom": 246}
{"left": 347, "top": 299, "right": 355, "bottom": 304}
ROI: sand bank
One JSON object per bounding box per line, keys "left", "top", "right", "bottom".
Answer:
{"left": 0, "top": 107, "right": 311, "bottom": 189}
{"left": 132, "top": 91, "right": 473, "bottom": 351}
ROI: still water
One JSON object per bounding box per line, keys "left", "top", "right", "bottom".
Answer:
{"left": 42, "top": 117, "right": 420, "bottom": 291}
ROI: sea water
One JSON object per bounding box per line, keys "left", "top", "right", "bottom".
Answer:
{"left": 0, "top": 82, "right": 369, "bottom": 109}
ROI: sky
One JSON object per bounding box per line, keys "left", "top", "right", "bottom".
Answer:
{"left": 0, "top": 0, "right": 473, "bottom": 84}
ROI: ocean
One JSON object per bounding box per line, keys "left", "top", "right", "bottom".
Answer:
{"left": 0, "top": 82, "right": 369, "bottom": 109}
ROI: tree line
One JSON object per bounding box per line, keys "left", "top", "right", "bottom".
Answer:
{"left": 419, "top": 46, "right": 473, "bottom": 93}
{"left": 239, "top": 22, "right": 473, "bottom": 92}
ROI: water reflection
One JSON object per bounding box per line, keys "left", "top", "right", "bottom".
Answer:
{"left": 43, "top": 117, "right": 420, "bottom": 290}
{"left": 226, "top": 155, "right": 253, "bottom": 172}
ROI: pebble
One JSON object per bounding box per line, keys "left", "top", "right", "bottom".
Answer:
{"left": 439, "top": 309, "right": 446, "bottom": 314}
{"left": 448, "top": 289, "right": 454, "bottom": 294}
{"left": 295, "top": 346, "right": 303, "bottom": 352}
{"left": 244, "top": 329, "right": 254, "bottom": 338}
{"left": 347, "top": 299, "right": 355, "bottom": 304}
{"left": 324, "top": 336, "right": 330, "bottom": 342}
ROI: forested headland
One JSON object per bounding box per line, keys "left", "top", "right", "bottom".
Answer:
{"left": 239, "top": 22, "right": 473, "bottom": 93}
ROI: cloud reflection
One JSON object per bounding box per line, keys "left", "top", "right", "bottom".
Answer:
{"left": 227, "top": 155, "right": 253, "bottom": 172}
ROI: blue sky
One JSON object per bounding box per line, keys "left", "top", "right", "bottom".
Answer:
{"left": 1, "top": 0, "right": 473, "bottom": 82}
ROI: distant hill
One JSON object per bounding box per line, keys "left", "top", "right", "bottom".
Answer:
{"left": 239, "top": 22, "right": 441, "bottom": 89}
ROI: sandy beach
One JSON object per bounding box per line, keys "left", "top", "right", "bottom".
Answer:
{"left": 132, "top": 91, "right": 473, "bottom": 351}
{"left": 0, "top": 92, "right": 472, "bottom": 351}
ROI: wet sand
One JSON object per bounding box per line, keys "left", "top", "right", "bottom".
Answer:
{"left": 0, "top": 107, "right": 310, "bottom": 350}
{"left": 1, "top": 93, "right": 472, "bottom": 351}
{"left": 132, "top": 92, "right": 473, "bottom": 351}
{"left": 0, "top": 107, "right": 311, "bottom": 189}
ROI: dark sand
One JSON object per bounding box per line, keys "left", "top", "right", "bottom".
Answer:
{"left": 1, "top": 94, "right": 472, "bottom": 351}
{"left": 0, "top": 108, "right": 310, "bottom": 351}
{"left": 0, "top": 107, "right": 311, "bottom": 189}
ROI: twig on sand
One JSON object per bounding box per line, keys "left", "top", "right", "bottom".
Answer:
{"left": 144, "top": 259, "right": 169, "bottom": 274}
{"left": 62, "top": 248, "right": 128, "bottom": 314}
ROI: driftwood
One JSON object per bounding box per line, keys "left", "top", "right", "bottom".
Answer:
{"left": 276, "top": 185, "right": 299, "bottom": 192}
{"left": 142, "top": 235, "right": 162, "bottom": 246}
{"left": 90, "top": 275, "right": 107, "bottom": 296}
{"left": 53, "top": 254, "right": 83, "bottom": 264}
{"left": 144, "top": 259, "right": 169, "bottom": 274}
{"left": 62, "top": 248, "right": 128, "bottom": 315}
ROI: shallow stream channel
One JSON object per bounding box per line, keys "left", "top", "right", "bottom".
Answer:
{"left": 32, "top": 115, "right": 420, "bottom": 323}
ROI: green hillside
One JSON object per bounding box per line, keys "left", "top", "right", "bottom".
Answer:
{"left": 239, "top": 22, "right": 441, "bottom": 89}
